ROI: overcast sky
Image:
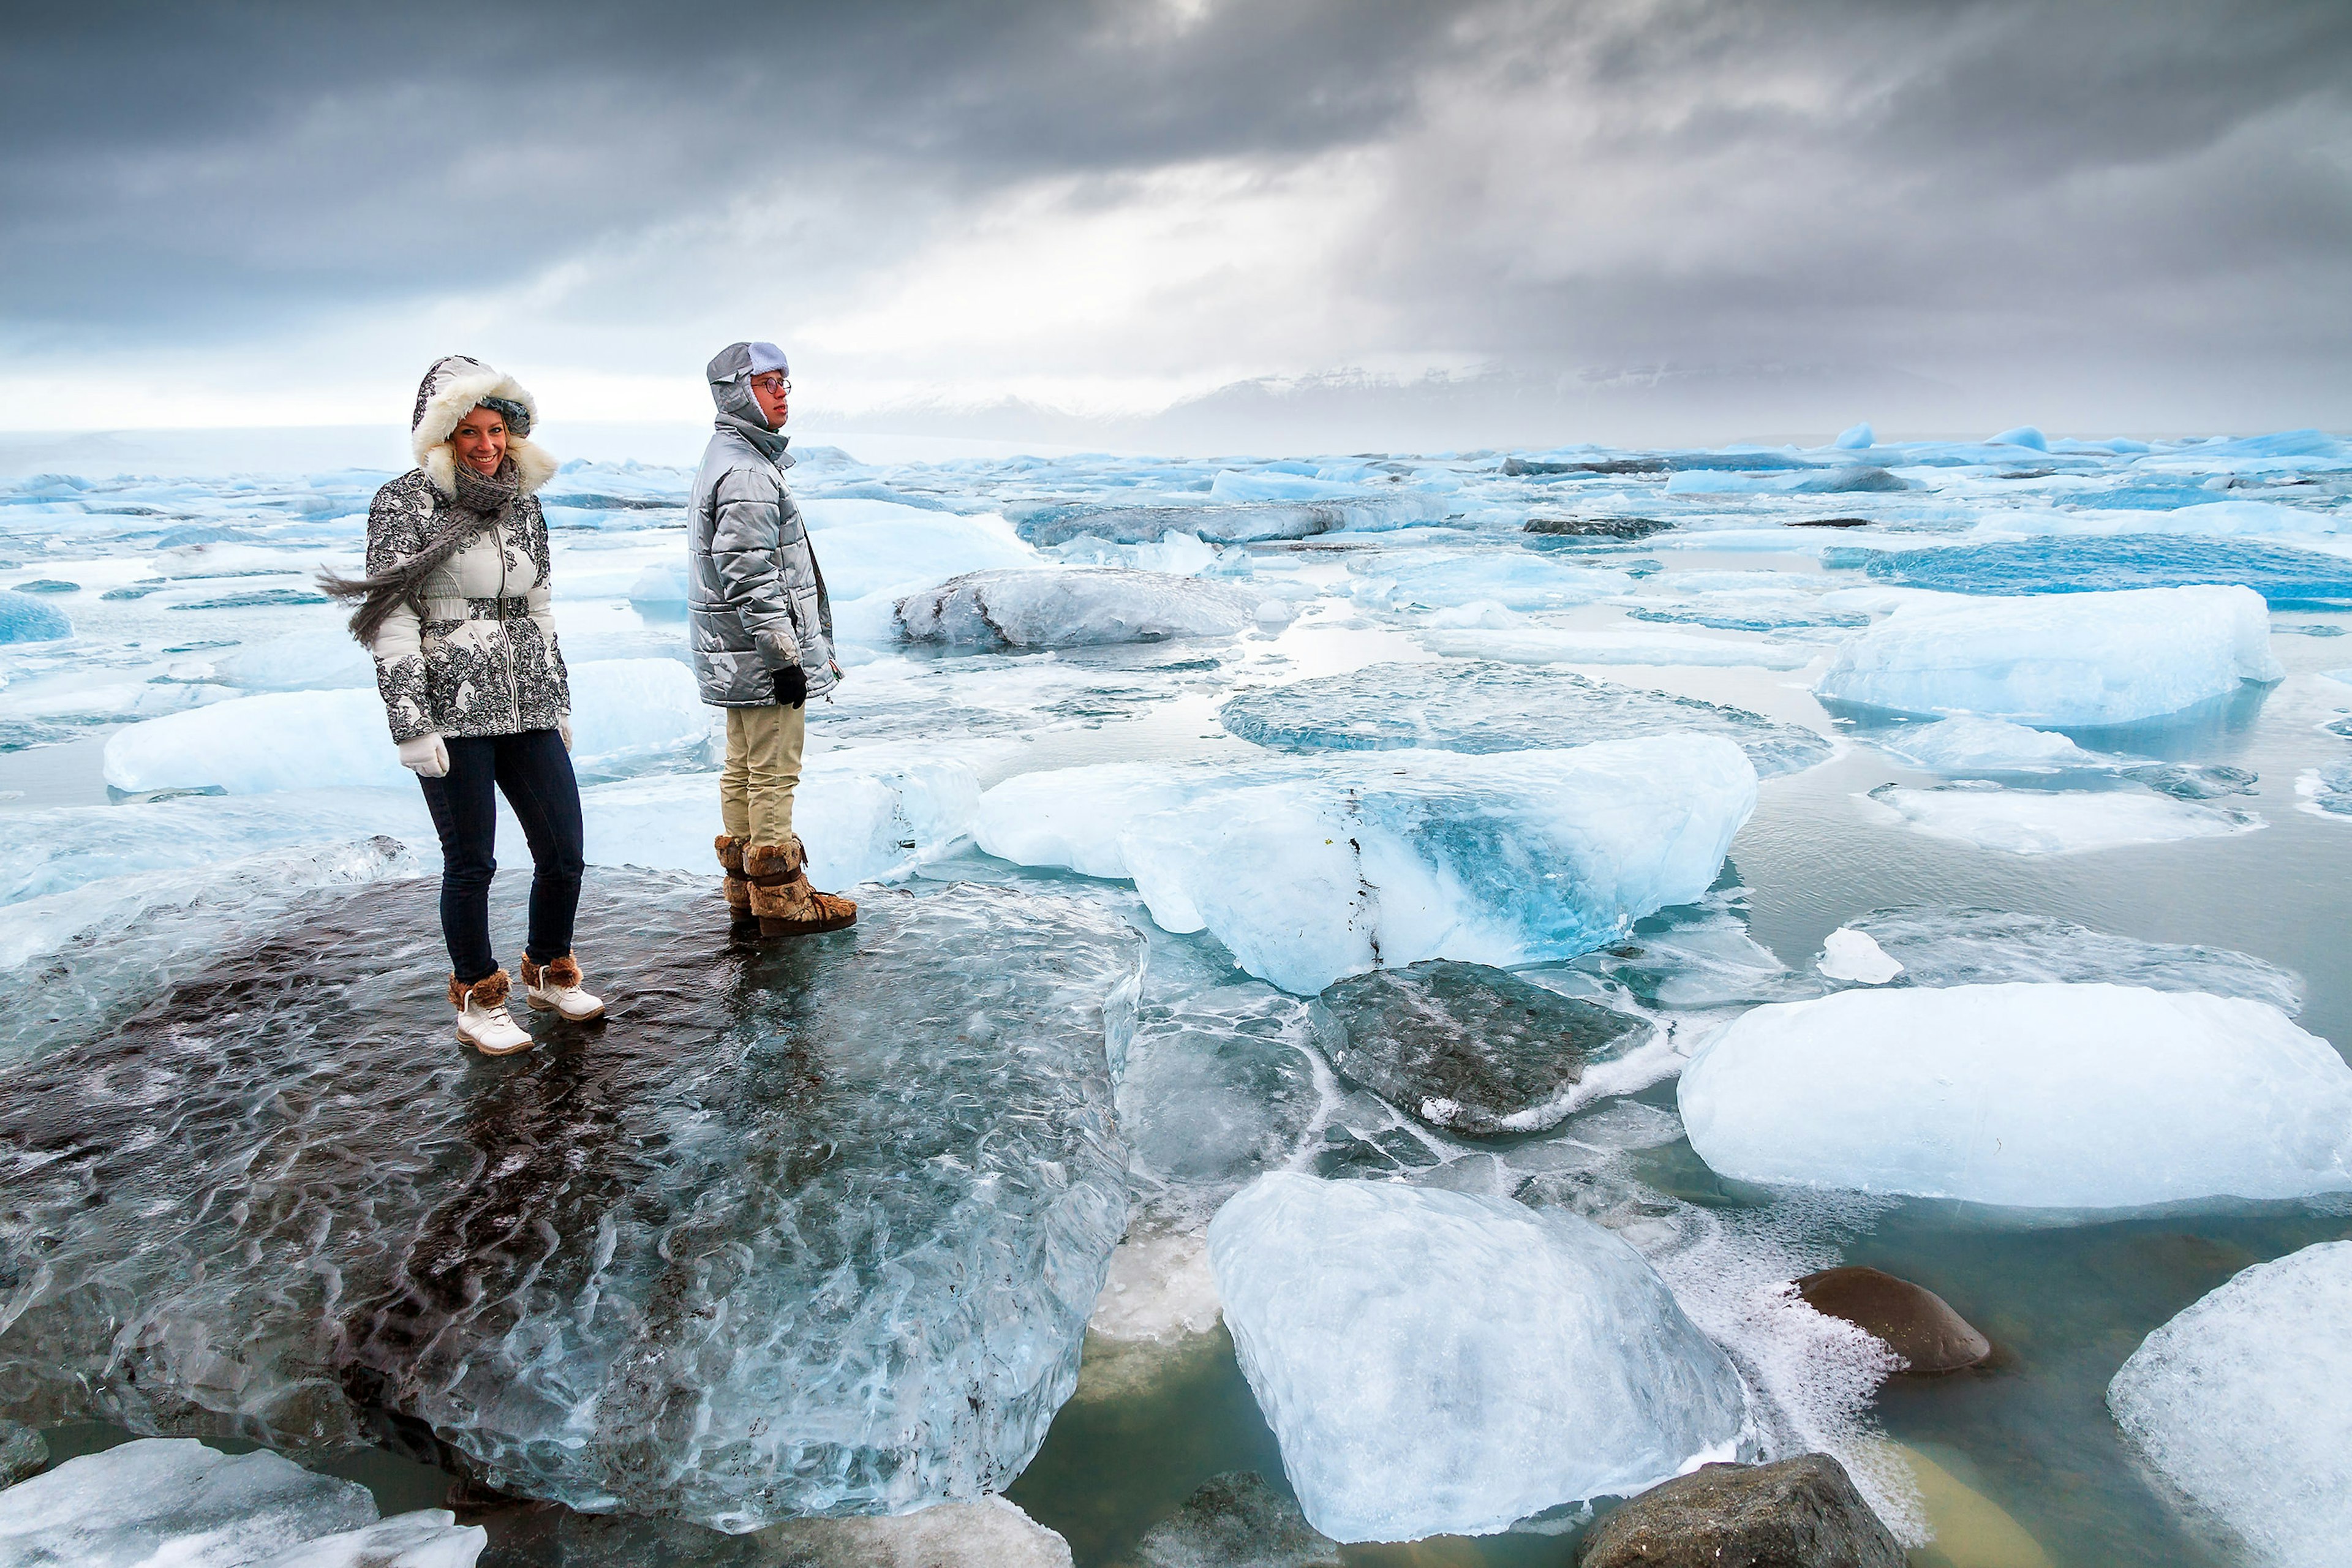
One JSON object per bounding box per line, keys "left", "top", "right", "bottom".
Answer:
{"left": 3, "top": 0, "right": 2347, "bottom": 447}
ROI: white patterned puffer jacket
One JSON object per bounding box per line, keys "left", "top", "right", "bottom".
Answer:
{"left": 364, "top": 467, "right": 571, "bottom": 743}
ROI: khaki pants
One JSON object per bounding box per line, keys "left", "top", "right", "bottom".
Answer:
{"left": 720, "top": 702, "right": 806, "bottom": 845}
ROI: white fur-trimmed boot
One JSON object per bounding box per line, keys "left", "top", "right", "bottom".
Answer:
{"left": 450, "top": 970, "right": 533, "bottom": 1055}
{"left": 519, "top": 952, "right": 605, "bottom": 1022}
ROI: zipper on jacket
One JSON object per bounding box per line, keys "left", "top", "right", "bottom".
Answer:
{"left": 497, "top": 514, "right": 520, "bottom": 733}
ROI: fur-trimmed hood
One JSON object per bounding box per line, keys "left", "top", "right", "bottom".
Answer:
{"left": 410, "top": 353, "right": 559, "bottom": 499}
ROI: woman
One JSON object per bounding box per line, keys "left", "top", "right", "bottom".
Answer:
{"left": 323, "top": 355, "right": 605, "bottom": 1055}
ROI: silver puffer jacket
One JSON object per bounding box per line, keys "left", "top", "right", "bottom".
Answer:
{"left": 365, "top": 469, "right": 570, "bottom": 742}
{"left": 687, "top": 412, "right": 838, "bottom": 707}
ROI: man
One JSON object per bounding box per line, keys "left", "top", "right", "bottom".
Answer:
{"left": 690, "top": 341, "right": 857, "bottom": 938}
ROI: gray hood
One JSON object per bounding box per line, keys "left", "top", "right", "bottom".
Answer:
{"left": 706, "top": 341, "right": 788, "bottom": 434}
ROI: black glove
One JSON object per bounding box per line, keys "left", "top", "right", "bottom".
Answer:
{"left": 773, "top": 665, "right": 808, "bottom": 709}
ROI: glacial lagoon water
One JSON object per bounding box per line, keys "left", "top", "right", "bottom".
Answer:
{"left": 2, "top": 428, "right": 2348, "bottom": 1564}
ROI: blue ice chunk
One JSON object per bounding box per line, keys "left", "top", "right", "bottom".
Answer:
{"left": 12, "top": 578, "right": 78, "bottom": 594}
{"left": 153, "top": 525, "right": 261, "bottom": 548}
{"left": 0, "top": 593, "right": 70, "bottom": 642}
{"left": 1834, "top": 422, "right": 1875, "bottom": 450}
{"left": 1990, "top": 425, "right": 2050, "bottom": 451}
{"left": 1842, "top": 536, "right": 2352, "bottom": 607}
{"left": 1219, "top": 660, "right": 1833, "bottom": 777}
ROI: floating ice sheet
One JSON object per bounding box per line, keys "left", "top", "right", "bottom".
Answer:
{"left": 1218, "top": 660, "right": 1833, "bottom": 777}
{"left": 0, "top": 873, "right": 1141, "bottom": 1529}
{"left": 1207, "top": 1172, "right": 1748, "bottom": 1542}
{"left": 1842, "top": 536, "right": 2352, "bottom": 606}
{"left": 1838, "top": 907, "right": 2302, "bottom": 1012}
{"left": 1861, "top": 782, "right": 2263, "bottom": 854}
{"left": 975, "top": 736, "right": 1758, "bottom": 993}
{"left": 2108, "top": 1242, "right": 2352, "bottom": 1568}
{"left": 897, "top": 567, "right": 1268, "bottom": 649}
{"left": 1679, "top": 983, "right": 2352, "bottom": 1207}
{"left": 1816, "top": 586, "right": 2280, "bottom": 725}
{"left": 1423, "top": 627, "right": 1812, "bottom": 669}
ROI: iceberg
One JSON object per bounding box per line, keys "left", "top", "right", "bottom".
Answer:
{"left": 1207, "top": 1172, "right": 1749, "bottom": 1542}
{"left": 102, "top": 658, "right": 709, "bottom": 793}
{"left": 2108, "top": 1242, "right": 2352, "bottom": 1568}
{"left": 1860, "top": 782, "right": 2263, "bottom": 854}
{"left": 1844, "top": 536, "right": 2352, "bottom": 606}
{"left": 896, "top": 567, "right": 1269, "bottom": 649}
{"left": 1316, "top": 959, "right": 1652, "bottom": 1136}
{"left": 1010, "top": 495, "right": 1447, "bottom": 546}
{"left": 0, "top": 873, "right": 1142, "bottom": 1529}
{"left": 1679, "top": 983, "right": 2352, "bottom": 1207}
{"left": 1861, "top": 716, "right": 2112, "bottom": 772}
{"left": 1348, "top": 549, "right": 1634, "bottom": 611}
{"left": 1423, "top": 627, "right": 1812, "bottom": 669}
{"left": 1815, "top": 586, "right": 2280, "bottom": 725}
{"left": 974, "top": 736, "right": 1759, "bottom": 993}
{"left": 1219, "top": 660, "right": 1833, "bottom": 777}
{"left": 1836, "top": 907, "right": 2302, "bottom": 1011}
{"left": 1988, "top": 425, "right": 2049, "bottom": 451}
{"left": 1834, "top": 422, "right": 1875, "bottom": 450}
{"left": 2299, "top": 757, "right": 2352, "bottom": 820}
{"left": 0, "top": 1437, "right": 481, "bottom": 1568}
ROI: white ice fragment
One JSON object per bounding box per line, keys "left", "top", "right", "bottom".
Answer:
{"left": 1989, "top": 425, "right": 2049, "bottom": 450}
{"left": 1207, "top": 1172, "right": 1747, "bottom": 1543}
{"left": 1815, "top": 586, "right": 2280, "bottom": 725}
{"left": 1863, "top": 716, "right": 2111, "bottom": 772}
{"left": 975, "top": 737, "right": 1758, "bottom": 994}
{"left": 102, "top": 658, "right": 708, "bottom": 793}
{"left": 1424, "top": 627, "right": 1812, "bottom": 669}
{"left": 1679, "top": 984, "right": 2352, "bottom": 1208}
{"left": 1817, "top": 928, "right": 1902, "bottom": 984}
{"left": 2108, "top": 1241, "right": 2352, "bottom": 1568}
{"left": 897, "top": 567, "right": 1268, "bottom": 648}
{"left": 1088, "top": 1231, "right": 1223, "bottom": 1344}
{"left": 1861, "top": 783, "right": 2261, "bottom": 854}
{"left": 0, "top": 1437, "right": 379, "bottom": 1568}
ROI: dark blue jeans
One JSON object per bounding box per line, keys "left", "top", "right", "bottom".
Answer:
{"left": 417, "top": 729, "right": 584, "bottom": 984}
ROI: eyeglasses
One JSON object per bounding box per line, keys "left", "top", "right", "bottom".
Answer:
{"left": 750, "top": 375, "right": 791, "bottom": 396}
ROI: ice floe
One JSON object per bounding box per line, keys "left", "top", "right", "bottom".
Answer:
{"left": 1860, "top": 782, "right": 2263, "bottom": 854}
{"left": 1816, "top": 586, "right": 2280, "bottom": 725}
{"left": 1679, "top": 984, "right": 2352, "bottom": 1207}
{"left": 1207, "top": 1172, "right": 1749, "bottom": 1542}
{"left": 1219, "top": 660, "right": 1833, "bottom": 777}
{"left": 896, "top": 567, "right": 1271, "bottom": 648}
{"left": 2108, "top": 1241, "right": 2352, "bottom": 1568}
{"left": 1423, "top": 627, "right": 1812, "bottom": 669}
{"left": 974, "top": 736, "right": 1757, "bottom": 993}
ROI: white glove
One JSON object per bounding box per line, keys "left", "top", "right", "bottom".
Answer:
{"left": 398, "top": 733, "right": 450, "bottom": 778}
{"left": 557, "top": 715, "right": 573, "bottom": 752}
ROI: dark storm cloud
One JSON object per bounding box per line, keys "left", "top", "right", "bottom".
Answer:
{"left": 0, "top": 0, "right": 1457, "bottom": 339}
{"left": 2, "top": 0, "right": 2346, "bottom": 431}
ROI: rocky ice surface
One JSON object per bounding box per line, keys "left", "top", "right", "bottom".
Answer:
{"left": 1218, "top": 659, "right": 1833, "bottom": 776}
{"left": 1208, "top": 1172, "right": 1749, "bottom": 1543}
{"left": 0, "top": 872, "right": 1140, "bottom": 1530}
{"left": 1680, "top": 983, "right": 2352, "bottom": 1207}
{"left": 975, "top": 736, "right": 1757, "bottom": 992}
{"left": 0, "top": 1437, "right": 483, "bottom": 1567}
{"left": 2109, "top": 1242, "right": 2352, "bottom": 1568}
{"left": 1815, "top": 586, "right": 2282, "bottom": 725}
{"left": 895, "top": 567, "right": 1273, "bottom": 648}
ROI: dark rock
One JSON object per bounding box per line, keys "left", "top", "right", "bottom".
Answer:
{"left": 1525, "top": 515, "right": 1670, "bottom": 539}
{"left": 1788, "top": 518, "right": 1871, "bottom": 529}
{"left": 0, "top": 1419, "right": 47, "bottom": 1488}
{"left": 1316, "top": 960, "right": 1649, "bottom": 1137}
{"left": 1795, "top": 1266, "right": 1992, "bottom": 1373}
{"left": 0, "top": 872, "right": 1140, "bottom": 1529}
{"left": 1578, "top": 1454, "right": 1905, "bottom": 1567}
{"left": 1127, "top": 1470, "right": 1345, "bottom": 1567}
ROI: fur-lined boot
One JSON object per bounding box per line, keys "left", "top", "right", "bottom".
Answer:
{"left": 714, "top": 833, "right": 758, "bottom": 929}
{"left": 743, "top": 836, "right": 858, "bottom": 939}
{"left": 450, "top": 970, "right": 532, "bottom": 1055}
{"left": 520, "top": 952, "right": 605, "bottom": 1022}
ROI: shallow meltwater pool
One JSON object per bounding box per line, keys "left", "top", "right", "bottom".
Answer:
{"left": 2, "top": 432, "right": 2348, "bottom": 1566}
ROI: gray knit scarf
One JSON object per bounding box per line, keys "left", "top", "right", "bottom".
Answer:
{"left": 320, "top": 457, "right": 519, "bottom": 646}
